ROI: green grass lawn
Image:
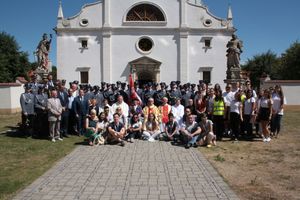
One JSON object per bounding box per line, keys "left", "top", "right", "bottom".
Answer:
{"left": 0, "top": 114, "right": 21, "bottom": 133}
{"left": 0, "top": 114, "right": 83, "bottom": 200}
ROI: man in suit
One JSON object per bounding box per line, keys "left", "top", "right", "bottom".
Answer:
{"left": 73, "top": 89, "right": 89, "bottom": 135}
{"left": 57, "top": 83, "right": 69, "bottom": 138}
{"left": 47, "top": 89, "right": 63, "bottom": 142}
{"left": 46, "top": 74, "right": 55, "bottom": 91}
{"left": 20, "top": 84, "right": 36, "bottom": 137}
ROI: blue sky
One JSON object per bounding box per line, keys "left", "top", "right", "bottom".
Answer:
{"left": 0, "top": 0, "right": 299, "bottom": 66}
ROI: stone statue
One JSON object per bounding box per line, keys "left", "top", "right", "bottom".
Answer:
{"left": 35, "top": 33, "right": 52, "bottom": 71}
{"left": 226, "top": 34, "right": 243, "bottom": 69}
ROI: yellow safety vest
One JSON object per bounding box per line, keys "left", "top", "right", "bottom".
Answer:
{"left": 213, "top": 100, "right": 225, "bottom": 116}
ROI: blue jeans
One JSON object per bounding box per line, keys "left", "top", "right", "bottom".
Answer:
{"left": 188, "top": 135, "right": 199, "bottom": 145}
{"left": 271, "top": 114, "right": 283, "bottom": 134}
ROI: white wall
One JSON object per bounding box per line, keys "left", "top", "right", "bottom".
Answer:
{"left": 111, "top": 31, "right": 179, "bottom": 82}
{"left": 0, "top": 85, "right": 23, "bottom": 113}
{"left": 188, "top": 33, "right": 231, "bottom": 88}
{"left": 57, "top": 31, "right": 102, "bottom": 85}
{"left": 57, "top": 0, "right": 234, "bottom": 85}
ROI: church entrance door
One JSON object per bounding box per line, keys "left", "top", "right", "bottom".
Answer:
{"left": 129, "top": 56, "right": 162, "bottom": 85}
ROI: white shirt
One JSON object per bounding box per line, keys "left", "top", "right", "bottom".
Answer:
{"left": 112, "top": 101, "right": 129, "bottom": 117}
{"left": 260, "top": 97, "right": 272, "bottom": 108}
{"left": 224, "top": 91, "right": 236, "bottom": 106}
{"left": 244, "top": 97, "right": 256, "bottom": 115}
{"left": 171, "top": 104, "right": 185, "bottom": 124}
{"left": 68, "top": 96, "right": 74, "bottom": 109}
{"left": 272, "top": 93, "right": 287, "bottom": 115}
{"left": 230, "top": 100, "right": 242, "bottom": 114}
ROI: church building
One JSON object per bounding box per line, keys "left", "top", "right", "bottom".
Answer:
{"left": 56, "top": 0, "right": 236, "bottom": 86}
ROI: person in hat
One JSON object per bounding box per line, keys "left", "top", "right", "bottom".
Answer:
{"left": 142, "top": 82, "right": 155, "bottom": 104}
{"left": 34, "top": 85, "right": 48, "bottom": 138}
{"left": 154, "top": 82, "right": 167, "bottom": 106}
{"left": 20, "top": 84, "right": 36, "bottom": 137}
{"left": 28, "top": 74, "right": 41, "bottom": 95}
{"left": 167, "top": 81, "right": 182, "bottom": 106}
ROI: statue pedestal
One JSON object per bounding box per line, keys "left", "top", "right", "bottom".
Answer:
{"left": 35, "top": 68, "right": 49, "bottom": 82}
{"left": 224, "top": 68, "right": 245, "bottom": 86}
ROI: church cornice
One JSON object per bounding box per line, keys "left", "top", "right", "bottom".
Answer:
{"left": 56, "top": 27, "right": 235, "bottom": 34}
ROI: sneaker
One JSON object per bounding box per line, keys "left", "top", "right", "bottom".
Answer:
{"left": 185, "top": 143, "right": 192, "bottom": 149}
{"left": 266, "top": 137, "right": 271, "bottom": 142}
{"left": 57, "top": 138, "right": 63, "bottom": 141}
{"left": 51, "top": 138, "right": 56, "bottom": 142}
{"left": 148, "top": 137, "right": 155, "bottom": 142}
{"left": 207, "top": 144, "right": 212, "bottom": 148}
{"left": 263, "top": 138, "right": 267, "bottom": 142}
{"left": 130, "top": 138, "right": 134, "bottom": 143}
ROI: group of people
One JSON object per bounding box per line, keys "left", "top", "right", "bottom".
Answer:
{"left": 20, "top": 74, "right": 286, "bottom": 148}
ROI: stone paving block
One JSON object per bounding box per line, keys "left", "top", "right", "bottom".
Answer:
{"left": 12, "top": 141, "right": 239, "bottom": 200}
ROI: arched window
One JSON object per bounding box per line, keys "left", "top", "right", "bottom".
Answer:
{"left": 126, "top": 4, "right": 165, "bottom": 21}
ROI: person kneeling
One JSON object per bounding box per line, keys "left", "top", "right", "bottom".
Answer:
{"left": 180, "top": 114, "right": 201, "bottom": 149}
{"left": 107, "top": 113, "right": 126, "bottom": 146}
{"left": 198, "top": 113, "right": 217, "bottom": 148}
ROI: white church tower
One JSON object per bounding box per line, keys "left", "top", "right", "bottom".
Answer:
{"left": 56, "top": 0, "right": 236, "bottom": 86}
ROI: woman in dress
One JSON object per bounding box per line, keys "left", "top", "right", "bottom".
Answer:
{"left": 85, "top": 109, "right": 100, "bottom": 146}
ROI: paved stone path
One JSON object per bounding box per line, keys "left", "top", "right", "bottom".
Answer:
{"left": 14, "top": 141, "right": 239, "bottom": 200}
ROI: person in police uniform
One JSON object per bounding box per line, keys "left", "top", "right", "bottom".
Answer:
{"left": 93, "top": 85, "right": 104, "bottom": 107}
{"left": 28, "top": 74, "right": 41, "bottom": 95}
{"left": 167, "top": 81, "right": 182, "bottom": 106}
{"left": 118, "top": 82, "right": 129, "bottom": 104}
{"left": 34, "top": 86, "right": 48, "bottom": 138}
{"left": 154, "top": 82, "right": 167, "bottom": 106}
{"left": 103, "top": 83, "right": 115, "bottom": 105}
{"left": 20, "top": 84, "right": 36, "bottom": 136}
{"left": 142, "top": 82, "right": 155, "bottom": 105}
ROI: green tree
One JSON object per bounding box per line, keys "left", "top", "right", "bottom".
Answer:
{"left": 279, "top": 41, "right": 300, "bottom": 80}
{"left": 242, "top": 50, "right": 280, "bottom": 89}
{"left": 0, "top": 31, "right": 32, "bottom": 82}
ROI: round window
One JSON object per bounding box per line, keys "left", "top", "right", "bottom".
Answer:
{"left": 204, "top": 19, "right": 212, "bottom": 27}
{"left": 80, "top": 19, "right": 89, "bottom": 27}
{"left": 137, "top": 37, "right": 153, "bottom": 53}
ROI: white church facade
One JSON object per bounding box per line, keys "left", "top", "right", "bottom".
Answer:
{"left": 56, "top": 0, "right": 236, "bottom": 86}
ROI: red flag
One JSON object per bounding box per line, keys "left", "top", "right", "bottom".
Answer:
{"left": 129, "top": 74, "right": 142, "bottom": 106}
